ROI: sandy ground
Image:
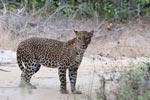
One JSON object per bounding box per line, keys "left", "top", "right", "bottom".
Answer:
{"left": 0, "top": 50, "right": 150, "bottom": 100}
{"left": 0, "top": 65, "right": 100, "bottom": 100}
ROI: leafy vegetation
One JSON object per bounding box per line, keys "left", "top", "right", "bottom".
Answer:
{"left": 96, "top": 62, "right": 150, "bottom": 100}
{"left": 0, "top": 0, "right": 150, "bottom": 21}
{"left": 118, "top": 63, "right": 150, "bottom": 100}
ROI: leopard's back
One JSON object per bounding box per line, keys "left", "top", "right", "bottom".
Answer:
{"left": 17, "top": 37, "right": 65, "bottom": 69}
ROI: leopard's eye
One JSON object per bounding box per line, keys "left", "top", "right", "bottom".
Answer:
{"left": 86, "top": 38, "right": 90, "bottom": 42}
{"left": 78, "top": 37, "right": 82, "bottom": 40}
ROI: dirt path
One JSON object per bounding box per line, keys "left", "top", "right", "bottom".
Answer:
{"left": 0, "top": 61, "right": 100, "bottom": 100}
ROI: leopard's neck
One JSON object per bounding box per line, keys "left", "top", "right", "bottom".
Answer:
{"left": 64, "top": 37, "right": 86, "bottom": 55}
{"left": 65, "top": 38, "right": 76, "bottom": 47}
{"left": 63, "top": 38, "right": 86, "bottom": 66}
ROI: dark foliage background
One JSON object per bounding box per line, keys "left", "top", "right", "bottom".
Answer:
{"left": 0, "top": 0, "right": 150, "bottom": 21}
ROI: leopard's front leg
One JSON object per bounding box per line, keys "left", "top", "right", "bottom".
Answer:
{"left": 58, "top": 67, "right": 68, "bottom": 94}
{"left": 69, "top": 67, "right": 82, "bottom": 94}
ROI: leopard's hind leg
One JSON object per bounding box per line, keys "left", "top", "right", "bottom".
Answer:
{"left": 20, "top": 60, "right": 41, "bottom": 89}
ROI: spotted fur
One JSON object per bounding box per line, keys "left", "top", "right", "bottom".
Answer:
{"left": 17, "top": 30, "right": 94, "bottom": 94}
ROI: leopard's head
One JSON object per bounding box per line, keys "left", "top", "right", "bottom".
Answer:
{"left": 74, "top": 30, "right": 94, "bottom": 49}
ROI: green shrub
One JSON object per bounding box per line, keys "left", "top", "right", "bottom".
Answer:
{"left": 1, "top": 0, "right": 150, "bottom": 20}
{"left": 95, "top": 62, "right": 150, "bottom": 100}
{"left": 118, "top": 62, "right": 150, "bottom": 100}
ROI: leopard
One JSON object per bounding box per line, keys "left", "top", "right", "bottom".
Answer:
{"left": 17, "top": 30, "right": 94, "bottom": 94}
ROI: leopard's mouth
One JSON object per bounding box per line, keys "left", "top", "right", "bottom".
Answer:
{"left": 81, "top": 45, "right": 87, "bottom": 49}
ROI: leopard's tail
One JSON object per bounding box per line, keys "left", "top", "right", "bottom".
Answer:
{"left": 17, "top": 51, "right": 25, "bottom": 72}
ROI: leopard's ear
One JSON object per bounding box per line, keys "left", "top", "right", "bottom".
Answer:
{"left": 74, "top": 30, "right": 80, "bottom": 36}
{"left": 90, "top": 30, "right": 94, "bottom": 34}
{"left": 89, "top": 30, "right": 94, "bottom": 37}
